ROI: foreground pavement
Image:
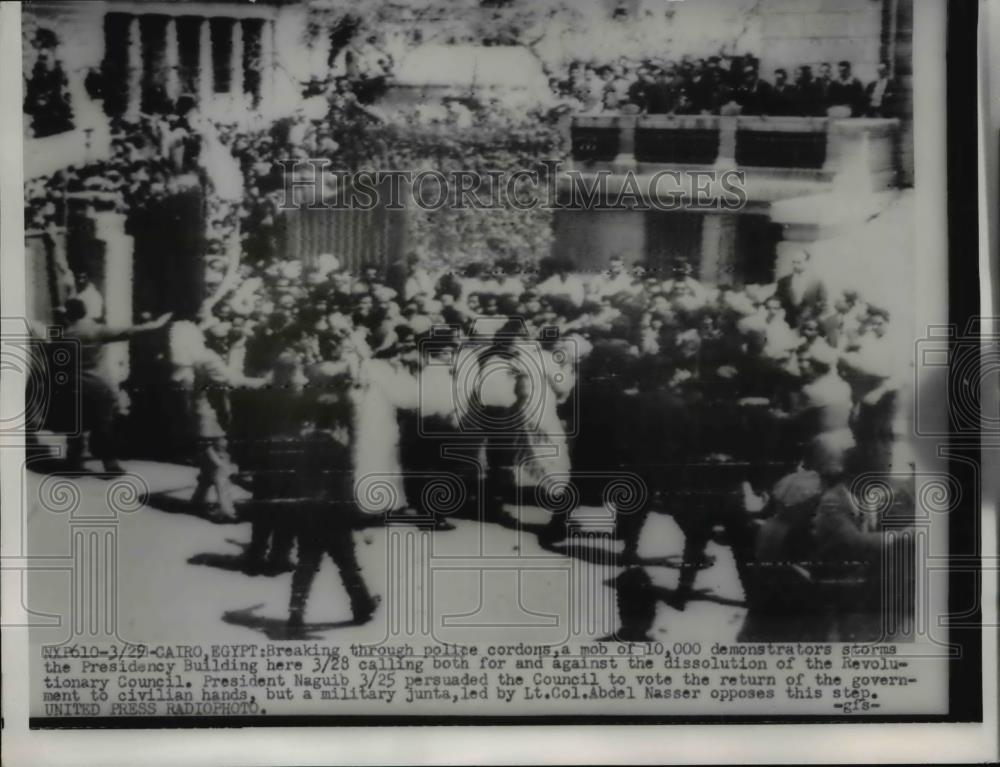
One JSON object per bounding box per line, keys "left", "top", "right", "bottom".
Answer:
{"left": 22, "top": 460, "right": 747, "bottom": 648}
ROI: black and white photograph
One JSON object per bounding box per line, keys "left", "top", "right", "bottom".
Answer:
{"left": 0, "top": 0, "right": 994, "bottom": 760}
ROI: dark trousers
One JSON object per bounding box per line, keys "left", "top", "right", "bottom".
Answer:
{"left": 399, "top": 414, "right": 471, "bottom": 518}
{"left": 672, "top": 498, "right": 757, "bottom": 596}
{"left": 463, "top": 406, "right": 519, "bottom": 521}
{"left": 289, "top": 508, "right": 374, "bottom": 621}
{"left": 67, "top": 372, "right": 118, "bottom": 467}
{"left": 484, "top": 436, "right": 518, "bottom": 511}
{"left": 247, "top": 505, "right": 295, "bottom": 565}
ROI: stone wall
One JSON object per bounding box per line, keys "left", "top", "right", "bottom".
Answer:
{"left": 758, "top": 0, "right": 884, "bottom": 82}
{"left": 365, "top": 0, "right": 895, "bottom": 82}
{"left": 22, "top": 0, "right": 909, "bottom": 129}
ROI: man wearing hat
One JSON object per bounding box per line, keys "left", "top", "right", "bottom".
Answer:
{"left": 398, "top": 326, "right": 463, "bottom": 530}
{"left": 773, "top": 250, "right": 827, "bottom": 329}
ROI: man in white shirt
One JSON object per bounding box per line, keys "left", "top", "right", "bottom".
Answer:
{"left": 536, "top": 262, "right": 586, "bottom": 308}
{"left": 403, "top": 254, "right": 437, "bottom": 301}
{"left": 588, "top": 255, "right": 637, "bottom": 299}
{"left": 865, "top": 61, "right": 897, "bottom": 118}
{"left": 73, "top": 271, "right": 104, "bottom": 322}
{"left": 796, "top": 346, "right": 853, "bottom": 445}
{"left": 762, "top": 296, "right": 799, "bottom": 363}
{"left": 62, "top": 299, "right": 171, "bottom": 473}
{"left": 478, "top": 263, "right": 525, "bottom": 297}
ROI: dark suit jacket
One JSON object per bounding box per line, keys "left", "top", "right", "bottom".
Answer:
{"left": 734, "top": 79, "right": 773, "bottom": 116}
{"left": 766, "top": 83, "right": 798, "bottom": 115}
{"left": 815, "top": 77, "right": 833, "bottom": 112}
{"left": 865, "top": 77, "right": 898, "bottom": 117}
{"left": 645, "top": 82, "right": 679, "bottom": 114}
{"left": 792, "top": 79, "right": 824, "bottom": 116}
{"left": 686, "top": 75, "right": 716, "bottom": 113}
{"left": 827, "top": 76, "right": 866, "bottom": 116}
{"left": 774, "top": 274, "right": 827, "bottom": 327}
{"left": 627, "top": 80, "right": 649, "bottom": 110}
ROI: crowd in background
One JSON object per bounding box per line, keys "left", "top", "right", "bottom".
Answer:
{"left": 551, "top": 53, "right": 899, "bottom": 117}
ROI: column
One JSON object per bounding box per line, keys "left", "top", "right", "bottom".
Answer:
{"left": 715, "top": 115, "right": 737, "bottom": 168}
{"left": 880, "top": 526, "right": 918, "bottom": 641}
{"left": 566, "top": 508, "right": 616, "bottom": 639}
{"left": 164, "top": 18, "right": 180, "bottom": 103}
{"left": 125, "top": 17, "right": 142, "bottom": 119}
{"left": 557, "top": 113, "right": 573, "bottom": 170}
{"left": 833, "top": 126, "right": 874, "bottom": 197}
{"left": 92, "top": 211, "right": 133, "bottom": 387}
{"left": 825, "top": 118, "right": 900, "bottom": 191}
{"left": 70, "top": 522, "right": 119, "bottom": 639}
{"left": 613, "top": 114, "right": 638, "bottom": 168}
{"left": 699, "top": 213, "right": 738, "bottom": 286}
{"left": 385, "top": 520, "right": 433, "bottom": 640}
{"left": 259, "top": 20, "right": 274, "bottom": 115}
{"left": 198, "top": 18, "right": 213, "bottom": 110}
{"left": 66, "top": 472, "right": 145, "bottom": 642}
{"left": 230, "top": 17, "right": 244, "bottom": 109}
{"left": 822, "top": 119, "right": 844, "bottom": 175}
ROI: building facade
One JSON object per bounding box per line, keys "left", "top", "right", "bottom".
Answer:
{"left": 23, "top": 0, "right": 914, "bottom": 325}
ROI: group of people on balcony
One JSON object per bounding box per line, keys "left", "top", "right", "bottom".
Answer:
{"left": 553, "top": 53, "right": 899, "bottom": 118}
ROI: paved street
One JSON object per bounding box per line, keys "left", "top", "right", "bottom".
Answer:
{"left": 24, "top": 461, "right": 747, "bottom": 649}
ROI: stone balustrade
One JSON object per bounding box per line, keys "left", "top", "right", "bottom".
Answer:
{"left": 570, "top": 114, "right": 900, "bottom": 190}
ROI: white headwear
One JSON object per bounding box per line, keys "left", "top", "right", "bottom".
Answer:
{"left": 168, "top": 320, "right": 207, "bottom": 367}
{"left": 409, "top": 315, "right": 433, "bottom": 336}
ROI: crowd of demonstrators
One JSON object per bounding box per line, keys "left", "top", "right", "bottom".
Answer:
{"left": 25, "top": 79, "right": 909, "bottom": 637}
{"left": 551, "top": 53, "right": 899, "bottom": 118}
{"left": 207, "top": 248, "right": 905, "bottom": 528}
{"left": 33, "top": 242, "right": 911, "bottom": 635}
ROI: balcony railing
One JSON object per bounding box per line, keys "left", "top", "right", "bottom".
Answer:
{"left": 570, "top": 114, "right": 900, "bottom": 185}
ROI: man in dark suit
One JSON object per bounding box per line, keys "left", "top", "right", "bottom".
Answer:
{"left": 644, "top": 69, "right": 679, "bottom": 114}
{"left": 705, "top": 56, "right": 730, "bottom": 111}
{"left": 766, "top": 68, "right": 797, "bottom": 115}
{"left": 773, "top": 250, "right": 827, "bottom": 328}
{"left": 827, "top": 60, "right": 866, "bottom": 116}
{"left": 815, "top": 62, "right": 834, "bottom": 114}
{"left": 686, "top": 58, "right": 715, "bottom": 114}
{"left": 792, "top": 65, "right": 821, "bottom": 116}
{"left": 627, "top": 67, "right": 654, "bottom": 111}
{"left": 865, "top": 61, "right": 898, "bottom": 117}
{"left": 733, "top": 64, "right": 772, "bottom": 116}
